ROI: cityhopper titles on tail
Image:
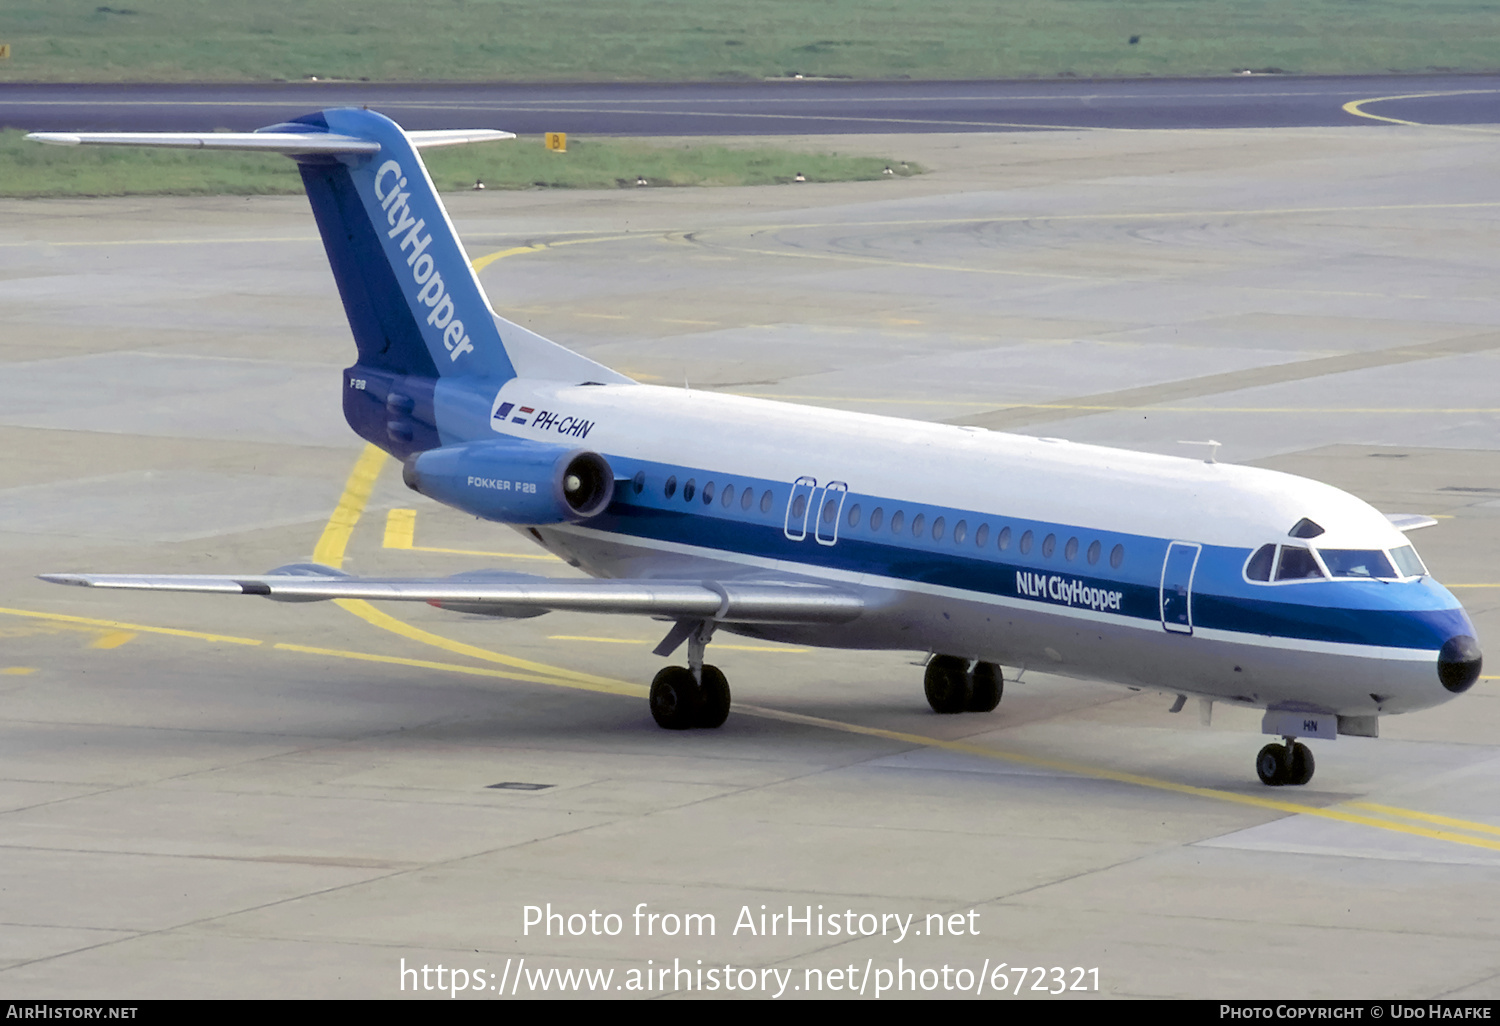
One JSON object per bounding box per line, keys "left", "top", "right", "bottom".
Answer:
{"left": 29, "top": 109, "right": 1482, "bottom": 787}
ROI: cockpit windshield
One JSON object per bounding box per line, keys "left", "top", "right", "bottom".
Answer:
{"left": 1244, "top": 542, "right": 1429, "bottom": 583}
{"left": 1390, "top": 545, "right": 1427, "bottom": 578}
{"left": 1320, "top": 549, "right": 1398, "bottom": 579}
{"left": 1275, "top": 546, "right": 1325, "bottom": 581}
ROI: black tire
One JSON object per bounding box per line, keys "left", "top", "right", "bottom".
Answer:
{"left": 968, "top": 662, "right": 1003, "bottom": 712}
{"left": 697, "top": 664, "right": 731, "bottom": 729}
{"left": 649, "top": 666, "right": 701, "bottom": 730}
{"left": 1287, "top": 742, "right": 1315, "bottom": 786}
{"left": 1256, "top": 743, "right": 1288, "bottom": 786}
{"left": 924, "top": 655, "right": 971, "bottom": 714}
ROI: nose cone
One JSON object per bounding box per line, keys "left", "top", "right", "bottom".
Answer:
{"left": 1438, "top": 635, "right": 1483, "bottom": 694}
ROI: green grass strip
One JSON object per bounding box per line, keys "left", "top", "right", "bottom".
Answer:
{"left": 5, "top": 0, "right": 1500, "bottom": 83}
{"left": 3, "top": 1, "right": 1499, "bottom": 82}
{"left": 0, "top": 132, "right": 917, "bottom": 198}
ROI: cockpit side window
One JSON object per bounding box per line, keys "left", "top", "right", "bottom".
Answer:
{"left": 1245, "top": 544, "right": 1275, "bottom": 582}
{"left": 1390, "top": 545, "right": 1427, "bottom": 578}
{"left": 1275, "top": 546, "right": 1325, "bottom": 581}
{"left": 1320, "top": 549, "right": 1398, "bottom": 579}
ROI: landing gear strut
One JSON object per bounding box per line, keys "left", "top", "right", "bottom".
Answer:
{"left": 924, "top": 656, "right": 1004, "bottom": 714}
{"left": 648, "top": 621, "right": 731, "bottom": 730}
{"left": 1256, "top": 738, "right": 1315, "bottom": 786}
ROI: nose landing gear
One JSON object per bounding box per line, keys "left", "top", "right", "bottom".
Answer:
{"left": 1256, "top": 738, "right": 1315, "bottom": 786}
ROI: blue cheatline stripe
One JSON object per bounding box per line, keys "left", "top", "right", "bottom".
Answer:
{"left": 573, "top": 458, "right": 1466, "bottom": 653}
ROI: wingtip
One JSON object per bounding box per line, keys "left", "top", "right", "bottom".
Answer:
{"left": 26, "top": 133, "right": 81, "bottom": 146}
{"left": 37, "top": 573, "right": 90, "bottom": 586}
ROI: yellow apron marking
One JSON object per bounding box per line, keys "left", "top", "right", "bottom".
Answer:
{"left": 1346, "top": 801, "right": 1500, "bottom": 839}
{"left": 1343, "top": 90, "right": 1500, "bottom": 134}
{"left": 383, "top": 508, "right": 417, "bottom": 549}
{"left": 273, "top": 642, "right": 645, "bottom": 698}
{"left": 1, "top": 667, "right": 37, "bottom": 675}
{"left": 0, "top": 606, "right": 262, "bottom": 646}
{"left": 89, "top": 631, "right": 137, "bottom": 650}
{"left": 381, "top": 508, "right": 559, "bottom": 561}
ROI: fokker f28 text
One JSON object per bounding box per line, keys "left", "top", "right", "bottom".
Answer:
{"left": 29, "top": 109, "right": 1482, "bottom": 786}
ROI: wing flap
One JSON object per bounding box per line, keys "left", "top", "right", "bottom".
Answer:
{"left": 38, "top": 572, "right": 864, "bottom": 625}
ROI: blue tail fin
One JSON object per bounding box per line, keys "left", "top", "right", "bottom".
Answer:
{"left": 290, "top": 108, "right": 515, "bottom": 382}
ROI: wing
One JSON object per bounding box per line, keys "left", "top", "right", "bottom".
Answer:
{"left": 38, "top": 566, "right": 864, "bottom": 625}
{"left": 1384, "top": 513, "right": 1439, "bottom": 532}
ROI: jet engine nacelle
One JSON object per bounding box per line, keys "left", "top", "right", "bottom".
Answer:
{"left": 402, "top": 437, "right": 615, "bottom": 525}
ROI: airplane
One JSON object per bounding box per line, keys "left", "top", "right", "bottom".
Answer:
{"left": 27, "top": 108, "right": 1483, "bottom": 787}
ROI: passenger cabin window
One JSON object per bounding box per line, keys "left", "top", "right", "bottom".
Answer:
{"left": 953, "top": 520, "right": 967, "bottom": 544}
{"left": 890, "top": 511, "right": 905, "bottom": 533}
{"left": 1110, "top": 544, "right": 1124, "bottom": 569}
{"left": 998, "top": 526, "right": 1012, "bottom": 551}
{"left": 1321, "top": 549, "right": 1398, "bottom": 579}
{"left": 1087, "top": 540, "right": 1101, "bottom": 565}
{"left": 1019, "top": 530, "right": 1033, "bottom": 555}
{"left": 1276, "top": 546, "right": 1325, "bottom": 581}
{"left": 721, "top": 484, "right": 734, "bottom": 508}
{"left": 664, "top": 476, "right": 677, "bottom": 499}
{"left": 975, "top": 524, "right": 990, "bottom": 547}
{"left": 911, "top": 513, "right": 925, "bottom": 537}
{"left": 741, "top": 488, "right": 754, "bottom": 511}
{"left": 760, "top": 490, "right": 774, "bottom": 514}
{"left": 1391, "top": 545, "right": 1426, "bottom": 578}
{"left": 1245, "top": 544, "right": 1275, "bottom": 582}
{"left": 847, "top": 504, "right": 862, "bottom": 528}
{"left": 702, "top": 481, "right": 715, "bottom": 505}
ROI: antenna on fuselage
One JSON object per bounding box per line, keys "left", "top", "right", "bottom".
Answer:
{"left": 1177, "top": 439, "right": 1222, "bottom": 464}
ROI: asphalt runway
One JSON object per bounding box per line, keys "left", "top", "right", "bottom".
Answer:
{"left": 2, "top": 121, "right": 1499, "bottom": 999}
{"left": 2, "top": 74, "right": 1499, "bottom": 135}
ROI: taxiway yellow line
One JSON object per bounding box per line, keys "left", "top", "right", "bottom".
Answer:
{"left": 0, "top": 606, "right": 262, "bottom": 646}
{"left": 1346, "top": 801, "right": 1500, "bottom": 838}
{"left": 381, "top": 508, "right": 560, "bottom": 561}
{"left": 272, "top": 641, "right": 646, "bottom": 698}
{"left": 736, "top": 704, "right": 1500, "bottom": 853}
{"left": 471, "top": 234, "right": 640, "bottom": 274}
{"left": 1, "top": 667, "right": 37, "bottom": 675}
{"left": 1343, "top": 90, "right": 1500, "bottom": 133}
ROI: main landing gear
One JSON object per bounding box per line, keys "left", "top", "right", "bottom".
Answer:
{"left": 1256, "top": 738, "right": 1315, "bottom": 786}
{"left": 649, "top": 622, "right": 731, "bottom": 730}
{"left": 924, "top": 655, "right": 1004, "bottom": 714}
